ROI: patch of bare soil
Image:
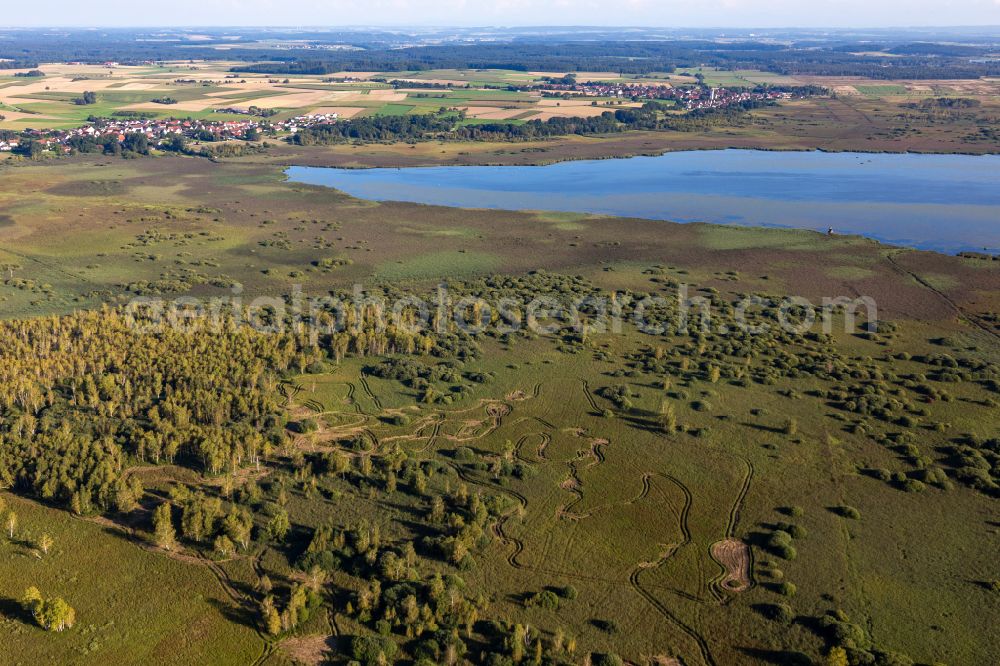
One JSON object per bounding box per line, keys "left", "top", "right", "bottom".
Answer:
{"left": 710, "top": 538, "right": 751, "bottom": 593}
{"left": 280, "top": 634, "right": 338, "bottom": 665}
{"left": 649, "top": 656, "right": 682, "bottom": 666}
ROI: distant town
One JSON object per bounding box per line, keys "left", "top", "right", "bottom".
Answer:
{"left": 531, "top": 81, "right": 819, "bottom": 110}
{"left": 0, "top": 112, "right": 337, "bottom": 155}
{"left": 0, "top": 81, "right": 823, "bottom": 156}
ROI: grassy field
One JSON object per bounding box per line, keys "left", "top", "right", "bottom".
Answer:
{"left": 260, "top": 323, "right": 999, "bottom": 665}
{"left": 0, "top": 493, "right": 264, "bottom": 665}
{"left": 0, "top": 144, "right": 998, "bottom": 666}
{"left": 2, "top": 155, "right": 999, "bottom": 320}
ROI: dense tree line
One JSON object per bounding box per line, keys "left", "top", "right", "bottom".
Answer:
{"left": 230, "top": 40, "right": 1000, "bottom": 80}
{"left": 291, "top": 102, "right": 764, "bottom": 146}
{"left": 3, "top": 28, "right": 998, "bottom": 80}
{"left": 0, "top": 310, "right": 300, "bottom": 510}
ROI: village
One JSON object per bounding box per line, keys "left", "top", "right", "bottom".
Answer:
{"left": 0, "top": 112, "right": 339, "bottom": 153}
{"left": 535, "top": 81, "right": 810, "bottom": 109}
{"left": 0, "top": 80, "right": 820, "bottom": 154}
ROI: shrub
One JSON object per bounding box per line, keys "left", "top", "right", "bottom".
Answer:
{"left": 776, "top": 522, "right": 808, "bottom": 539}
{"left": 527, "top": 590, "right": 560, "bottom": 610}
{"left": 454, "top": 447, "right": 477, "bottom": 462}
{"left": 867, "top": 467, "right": 892, "bottom": 481}
{"left": 776, "top": 581, "right": 797, "bottom": 597}
{"left": 759, "top": 602, "right": 794, "bottom": 624}
{"left": 306, "top": 360, "right": 327, "bottom": 374}
{"left": 767, "top": 530, "right": 793, "bottom": 549}
{"left": 818, "top": 613, "right": 871, "bottom": 650}
{"left": 556, "top": 585, "right": 578, "bottom": 600}
{"left": 875, "top": 651, "right": 914, "bottom": 666}
{"left": 289, "top": 418, "right": 319, "bottom": 434}
{"left": 593, "top": 618, "right": 619, "bottom": 634}
{"left": 596, "top": 655, "right": 624, "bottom": 666}
{"left": 834, "top": 505, "right": 861, "bottom": 519}
{"left": 351, "top": 635, "right": 399, "bottom": 664}
{"left": 767, "top": 530, "right": 797, "bottom": 560}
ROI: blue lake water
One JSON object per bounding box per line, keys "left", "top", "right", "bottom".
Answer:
{"left": 286, "top": 150, "right": 1000, "bottom": 254}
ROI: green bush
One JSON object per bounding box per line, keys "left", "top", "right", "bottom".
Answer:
{"left": 306, "top": 360, "right": 327, "bottom": 374}
{"left": 776, "top": 581, "right": 797, "bottom": 597}
{"left": 776, "top": 522, "right": 808, "bottom": 539}
{"left": 760, "top": 602, "right": 794, "bottom": 624}
{"left": 528, "top": 590, "right": 560, "bottom": 610}
{"left": 834, "top": 505, "right": 861, "bottom": 519}
{"left": 557, "top": 585, "right": 578, "bottom": 600}
{"left": 289, "top": 418, "right": 319, "bottom": 434}
{"left": 351, "top": 635, "right": 399, "bottom": 664}
{"left": 454, "top": 447, "right": 477, "bottom": 462}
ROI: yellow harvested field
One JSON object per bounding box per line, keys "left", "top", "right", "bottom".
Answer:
{"left": 0, "top": 110, "right": 56, "bottom": 122}
{"left": 538, "top": 98, "right": 624, "bottom": 108}
{"left": 523, "top": 106, "right": 624, "bottom": 121}
{"left": 319, "top": 71, "right": 380, "bottom": 79}
{"left": 114, "top": 82, "right": 162, "bottom": 91}
{"left": 124, "top": 100, "right": 222, "bottom": 112}
{"left": 26, "top": 78, "right": 123, "bottom": 93}
{"left": 306, "top": 106, "right": 367, "bottom": 118}
{"left": 461, "top": 106, "right": 527, "bottom": 120}
{"left": 0, "top": 63, "right": 115, "bottom": 77}
{"left": 227, "top": 91, "right": 339, "bottom": 109}
{"left": 329, "top": 90, "right": 407, "bottom": 103}
{"left": 203, "top": 88, "right": 252, "bottom": 97}
{"left": 367, "top": 89, "right": 408, "bottom": 100}
{"left": 798, "top": 75, "right": 1000, "bottom": 96}
{"left": 529, "top": 70, "right": 625, "bottom": 80}
{"left": 390, "top": 78, "right": 468, "bottom": 86}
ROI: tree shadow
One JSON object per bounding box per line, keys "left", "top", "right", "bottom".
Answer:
{"left": 206, "top": 596, "right": 260, "bottom": 630}
{"left": 736, "top": 647, "right": 814, "bottom": 665}
{"left": 0, "top": 596, "right": 32, "bottom": 626}
{"left": 745, "top": 421, "right": 789, "bottom": 434}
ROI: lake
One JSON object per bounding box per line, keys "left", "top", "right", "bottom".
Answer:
{"left": 286, "top": 150, "right": 1000, "bottom": 254}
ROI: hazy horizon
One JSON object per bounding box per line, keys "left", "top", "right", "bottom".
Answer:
{"left": 2, "top": 0, "right": 999, "bottom": 31}
{"left": 2, "top": 24, "right": 1000, "bottom": 30}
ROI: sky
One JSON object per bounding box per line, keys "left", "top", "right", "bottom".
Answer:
{"left": 2, "top": 0, "right": 999, "bottom": 29}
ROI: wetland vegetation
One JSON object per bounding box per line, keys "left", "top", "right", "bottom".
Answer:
{"left": 0, "top": 24, "right": 998, "bottom": 666}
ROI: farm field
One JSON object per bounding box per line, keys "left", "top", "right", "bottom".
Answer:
{"left": 1, "top": 61, "right": 998, "bottom": 160}
{"left": 0, "top": 152, "right": 999, "bottom": 665}
{"left": 0, "top": 61, "right": 648, "bottom": 131}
